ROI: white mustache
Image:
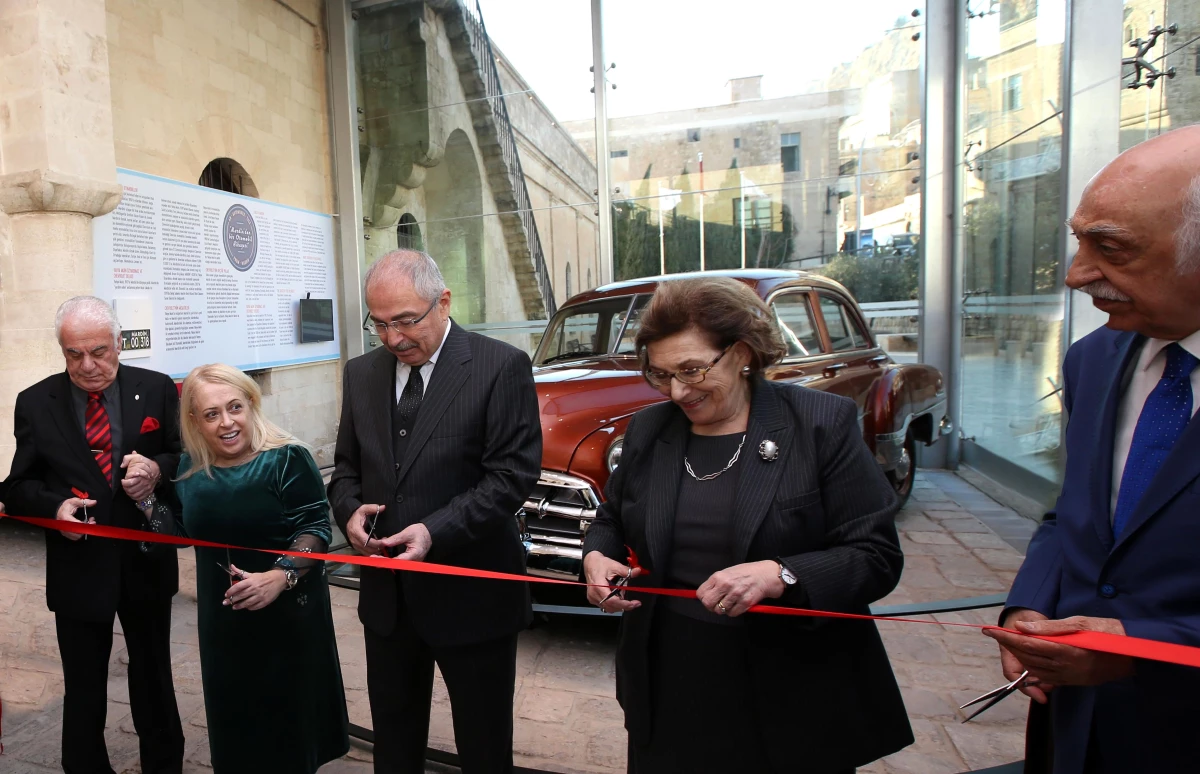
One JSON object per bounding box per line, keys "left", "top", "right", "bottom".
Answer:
{"left": 1079, "top": 280, "right": 1131, "bottom": 302}
{"left": 391, "top": 340, "right": 419, "bottom": 351}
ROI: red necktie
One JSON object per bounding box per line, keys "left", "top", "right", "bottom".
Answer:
{"left": 86, "top": 391, "right": 114, "bottom": 486}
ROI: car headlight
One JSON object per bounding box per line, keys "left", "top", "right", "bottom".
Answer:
{"left": 606, "top": 437, "right": 624, "bottom": 472}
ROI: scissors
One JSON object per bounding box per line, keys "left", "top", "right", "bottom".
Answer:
{"left": 215, "top": 561, "right": 247, "bottom": 584}
{"left": 365, "top": 506, "right": 395, "bottom": 560}
{"left": 959, "top": 670, "right": 1036, "bottom": 722}
{"left": 599, "top": 567, "right": 634, "bottom": 605}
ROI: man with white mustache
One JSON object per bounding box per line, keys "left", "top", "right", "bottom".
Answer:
{"left": 986, "top": 125, "right": 1200, "bottom": 774}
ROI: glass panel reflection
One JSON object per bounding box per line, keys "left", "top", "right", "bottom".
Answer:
{"left": 961, "top": 0, "right": 1067, "bottom": 484}
{"left": 588, "top": 0, "right": 925, "bottom": 364}
{"left": 1120, "top": 0, "right": 1200, "bottom": 151}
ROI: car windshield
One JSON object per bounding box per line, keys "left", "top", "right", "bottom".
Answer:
{"left": 892, "top": 234, "right": 915, "bottom": 247}
{"left": 534, "top": 295, "right": 648, "bottom": 366}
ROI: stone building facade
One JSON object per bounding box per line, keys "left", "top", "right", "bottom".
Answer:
{"left": 0, "top": 0, "right": 598, "bottom": 475}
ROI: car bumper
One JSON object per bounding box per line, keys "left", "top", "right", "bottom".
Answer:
{"left": 519, "top": 470, "right": 598, "bottom": 580}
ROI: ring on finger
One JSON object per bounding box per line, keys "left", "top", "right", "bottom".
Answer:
{"left": 717, "top": 600, "right": 728, "bottom": 614}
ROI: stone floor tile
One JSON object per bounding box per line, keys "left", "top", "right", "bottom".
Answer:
{"left": 944, "top": 723, "right": 1027, "bottom": 770}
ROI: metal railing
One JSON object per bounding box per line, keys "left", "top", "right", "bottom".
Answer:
{"left": 460, "top": 0, "right": 557, "bottom": 320}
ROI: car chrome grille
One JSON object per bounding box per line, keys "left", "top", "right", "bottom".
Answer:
{"left": 519, "top": 472, "right": 600, "bottom": 547}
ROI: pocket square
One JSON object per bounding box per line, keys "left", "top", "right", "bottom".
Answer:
{"left": 140, "top": 416, "right": 161, "bottom": 433}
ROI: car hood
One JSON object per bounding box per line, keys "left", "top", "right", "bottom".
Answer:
{"left": 534, "top": 359, "right": 665, "bottom": 472}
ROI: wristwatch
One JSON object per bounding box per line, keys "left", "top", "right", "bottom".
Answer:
{"left": 274, "top": 557, "right": 300, "bottom": 590}
{"left": 776, "top": 560, "right": 797, "bottom": 586}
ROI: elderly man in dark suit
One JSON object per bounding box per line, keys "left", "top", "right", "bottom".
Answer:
{"left": 987, "top": 125, "right": 1200, "bottom": 773}
{"left": 328, "top": 250, "right": 542, "bottom": 774}
{"left": 6, "top": 296, "right": 184, "bottom": 773}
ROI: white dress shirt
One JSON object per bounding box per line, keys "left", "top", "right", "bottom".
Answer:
{"left": 394, "top": 320, "right": 452, "bottom": 403}
{"left": 1110, "top": 330, "right": 1200, "bottom": 516}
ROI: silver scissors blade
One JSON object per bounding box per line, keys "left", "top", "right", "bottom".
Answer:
{"left": 959, "top": 670, "right": 1029, "bottom": 722}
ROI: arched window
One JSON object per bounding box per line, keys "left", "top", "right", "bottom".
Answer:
{"left": 397, "top": 213, "right": 423, "bottom": 250}
{"left": 565, "top": 263, "right": 573, "bottom": 299}
{"left": 198, "top": 158, "right": 258, "bottom": 198}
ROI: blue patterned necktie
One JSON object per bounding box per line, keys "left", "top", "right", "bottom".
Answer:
{"left": 1113, "top": 343, "right": 1199, "bottom": 536}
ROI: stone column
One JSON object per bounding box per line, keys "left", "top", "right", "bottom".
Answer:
{"left": 0, "top": 0, "right": 121, "bottom": 475}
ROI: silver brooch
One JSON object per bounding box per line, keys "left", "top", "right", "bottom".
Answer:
{"left": 759, "top": 440, "right": 779, "bottom": 461}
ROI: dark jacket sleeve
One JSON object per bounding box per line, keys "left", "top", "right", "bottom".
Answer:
{"left": 582, "top": 413, "right": 644, "bottom": 563}
{"left": 327, "top": 360, "right": 364, "bottom": 536}
{"left": 1003, "top": 341, "right": 1079, "bottom": 621}
{"left": 778, "top": 397, "right": 903, "bottom": 612}
{"left": 151, "top": 373, "right": 183, "bottom": 484}
{"left": 421, "top": 348, "right": 543, "bottom": 554}
{"left": 7, "top": 391, "right": 69, "bottom": 517}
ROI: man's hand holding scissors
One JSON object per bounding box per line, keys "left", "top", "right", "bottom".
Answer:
{"left": 56, "top": 496, "right": 97, "bottom": 541}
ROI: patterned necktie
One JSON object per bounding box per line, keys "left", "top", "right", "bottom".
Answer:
{"left": 85, "top": 391, "right": 114, "bottom": 487}
{"left": 397, "top": 365, "right": 425, "bottom": 422}
{"left": 1113, "top": 343, "right": 1199, "bottom": 536}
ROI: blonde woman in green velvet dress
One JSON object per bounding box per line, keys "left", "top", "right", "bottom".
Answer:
{"left": 127, "top": 363, "right": 348, "bottom": 773}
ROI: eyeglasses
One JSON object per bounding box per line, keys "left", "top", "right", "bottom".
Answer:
{"left": 644, "top": 345, "right": 732, "bottom": 389}
{"left": 363, "top": 297, "right": 438, "bottom": 336}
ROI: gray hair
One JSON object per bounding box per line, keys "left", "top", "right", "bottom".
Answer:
{"left": 55, "top": 296, "right": 121, "bottom": 346}
{"left": 1178, "top": 174, "right": 1200, "bottom": 274}
{"left": 364, "top": 250, "right": 447, "bottom": 301}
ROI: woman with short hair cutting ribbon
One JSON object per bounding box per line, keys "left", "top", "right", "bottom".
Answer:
{"left": 582, "top": 276, "right": 913, "bottom": 773}
{"left": 125, "top": 363, "right": 349, "bottom": 773}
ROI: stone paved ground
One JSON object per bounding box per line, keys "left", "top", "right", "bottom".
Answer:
{"left": 0, "top": 471, "right": 1036, "bottom": 773}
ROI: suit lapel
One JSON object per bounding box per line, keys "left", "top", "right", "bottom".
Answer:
{"left": 1113, "top": 399, "right": 1200, "bottom": 552}
{"left": 1089, "top": 332, "right": 1141, "bottom": 551}
{"left": 369, "top": 347, "right": 398, "bottom": 470}
{"left": 644, "top": 411, "right": 688, "bottom": 575}
{"left": 118, "top": 367, "right": 145, "bottom": 491}
{"left": 397, "top": 322, "right": 472, "bottom": 484}
{"left": 48, "top": 373, "right": 106, "bottom": 492}
{"left": 731, "top": 380, "right": 791, "bottom": 564}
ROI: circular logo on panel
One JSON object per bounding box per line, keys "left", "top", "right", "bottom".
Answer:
{"left": 222, "top": 204, "right": 258, "bottom": 272}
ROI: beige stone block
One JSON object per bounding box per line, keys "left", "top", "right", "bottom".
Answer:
{"left": 152, "top": 34, "right": 185, "bottom": 72}
{"left": 202, "top": 84, "right": 229, "bottom": 117}
{"left": 207, "top": 60, "right": 237, "bottom": 93}
{"left": 247, "top": 32, "right": 267, "bottom": 62}
{"left": 0, "top": 10, "right": 39, "bottom": 57}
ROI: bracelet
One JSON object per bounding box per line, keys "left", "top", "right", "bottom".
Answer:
{"left": 137, "top": 493, "right": 158, "bottom": 510}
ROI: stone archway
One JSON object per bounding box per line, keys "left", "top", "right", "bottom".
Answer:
{"left": 424, "top": 129, "right": 484, "bottom": 323}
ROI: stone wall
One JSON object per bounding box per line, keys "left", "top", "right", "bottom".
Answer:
{"left": 99, "top": 0, "right": 340, "bottom": 452}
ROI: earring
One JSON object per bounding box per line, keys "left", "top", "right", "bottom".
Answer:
{"left": 741, "top": 365, "right": 751, "bottom": 377}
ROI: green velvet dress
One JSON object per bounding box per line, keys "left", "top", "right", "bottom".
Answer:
{"left": 173, "top": 445, "right": 349, "bottom": 773}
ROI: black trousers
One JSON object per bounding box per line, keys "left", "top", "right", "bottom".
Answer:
{"left": 55, "top": 596, "right": 184, "bottom": 774}
{"left": 364, "top": 604, "right": 518, "bottom": 774}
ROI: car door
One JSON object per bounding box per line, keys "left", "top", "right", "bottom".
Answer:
{"left": 762, "top": 289, "right": 829, "bottom": 387}
{"left": 813, "top": 291, "right": 887, "bottom": 433}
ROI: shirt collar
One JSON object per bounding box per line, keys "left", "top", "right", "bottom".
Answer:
{"left": 426, "top": 318, "right": 452, "bottom": 367}
{"left": 1141, "top": 329, "right": 1200, "bottom": 371}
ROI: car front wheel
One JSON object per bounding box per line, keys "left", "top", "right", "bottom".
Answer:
{"left": 886, "top": 429, "right": 916, "bottom": 508}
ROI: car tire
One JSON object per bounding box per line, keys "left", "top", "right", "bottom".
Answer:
{"left": 886, "top": 429, "right": 916, "bottom": 508}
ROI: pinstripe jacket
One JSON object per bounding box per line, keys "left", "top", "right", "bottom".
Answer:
{"left": 327, "top": 321, "right": 541, "bottom": 647}
{"left": 584, "top": 378, "right": 913, "bottom": 770}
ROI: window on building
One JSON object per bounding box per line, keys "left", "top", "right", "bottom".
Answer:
{"left": 733, "top": 137, "right": 741, "bottom": 149}
{"left": 397, "top": 213, "right": 423, "bottom": 250}
{"left": 687, "top": 128, "right": 701, "bottom": 142}
{"left": 1126, "top": 25, "right": 1134, "bottom": 44}
{"left": 565, "top": 263, "right": 573, "bottom": 299}
{"left": 770, "top": 293, "right": 822, "bottom": 357}
{"left": 818, "top": 294, "right": 870, "bottom": 351}
{"left": 1195, "top": 47, "right": 1200, "bottom": 76}
{"left": 198, "top": 158, "right": 258, "bottom": 197}
{"left": 780, "top": 132, "right": 800, "bottom": 173}
{"left": 1003, "top": 74, "right": 1023, "bottom": 112}
{"left": 733, "top": 198, "right": 772, "bottom": 229}
{"left": 610, "top": 149, "right": 629, "bottom": 158}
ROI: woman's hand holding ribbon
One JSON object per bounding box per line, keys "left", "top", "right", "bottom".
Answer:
{"left": 697, "top": 560, "right": 786, "bottom": 618}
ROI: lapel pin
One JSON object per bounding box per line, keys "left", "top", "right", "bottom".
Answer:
{"left": 134, "top": 394, "right": 140, "bottom": 400}
{"left": 758, "top": 440, "right": 779, "bottom": 461}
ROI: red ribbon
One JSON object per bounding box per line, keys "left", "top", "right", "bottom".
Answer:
{"left": 4, "top": 513, "right": 1200, "bottom": 670}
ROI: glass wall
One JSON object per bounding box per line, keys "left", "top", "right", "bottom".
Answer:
{"left": 1119, "top": 0, "right": 1200, "bottom": 151}
{"left": 598, "top": 1, "right": 926, "bottom": 346}
{"left": 352, "top": 0, "right": 598, "bottom": 353}
{"left": 959, "top": 0, "right": 1068, "bottom": 484}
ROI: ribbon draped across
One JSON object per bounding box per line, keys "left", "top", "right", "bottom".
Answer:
{"left": 5, "top": 513, "right": 1200, "bottom": 670}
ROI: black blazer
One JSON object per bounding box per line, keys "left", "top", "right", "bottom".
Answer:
{"left": 328, "top": 321, "right": 541, "bottom": 648}
{"left": 584, "top": 379, "right": 913, "bottom": 772}
{"left": 5, "top": 365, "right": 182, "bottom": 622}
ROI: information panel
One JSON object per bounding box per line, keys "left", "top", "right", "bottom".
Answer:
{"left": 92, "top": 169, "right": 340, "bottom": 378}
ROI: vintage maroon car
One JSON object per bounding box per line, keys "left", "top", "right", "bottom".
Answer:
{"left": 520, "top": 269, "right": 949, "bottom": 580}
